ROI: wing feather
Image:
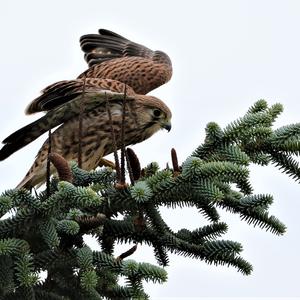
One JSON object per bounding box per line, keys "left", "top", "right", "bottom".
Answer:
{"left": 80, "top": 29, "right": 154, "bottom": 67}
{"left": 26, "top": 78, "right": 135, "bottom": 114}
{"left": 0, "top": 81, "right": 134, "bottom": 160}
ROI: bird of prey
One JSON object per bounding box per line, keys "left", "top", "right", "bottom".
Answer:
{"left": 0, "top": 29, "right": 173, "bottom": 189}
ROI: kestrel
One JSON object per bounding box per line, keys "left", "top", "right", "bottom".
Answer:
{"left": 0, "top": 29, "right": 173, "bottom": 189}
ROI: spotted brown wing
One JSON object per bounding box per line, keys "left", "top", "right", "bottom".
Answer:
{"left": 78, "top": 29, "right": 172, "bottom": 95}
{"left": 26, "top": 78, "right": 135, "bottom": 114}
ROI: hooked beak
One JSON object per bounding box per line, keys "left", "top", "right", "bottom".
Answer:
{"left": 162, "top": 121, "right": 172, "bottom": 132}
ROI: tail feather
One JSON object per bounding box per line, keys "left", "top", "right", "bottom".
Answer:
{"left": 0, "top": 116, "right": 51, "bottom": 161}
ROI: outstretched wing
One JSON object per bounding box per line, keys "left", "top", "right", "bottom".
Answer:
{"left": 0, "top": 80, "right": 134, "bottom": 160}
{"left": 78, "top": 29, "right": 172, "bottom": 95}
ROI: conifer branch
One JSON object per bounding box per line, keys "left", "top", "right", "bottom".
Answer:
{"left": 2, "top": 100, "right": 300, "bottom": 298}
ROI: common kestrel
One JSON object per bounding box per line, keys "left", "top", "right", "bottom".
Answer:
{"left": 0, "top": 29, "right": 173, "bottom": 188}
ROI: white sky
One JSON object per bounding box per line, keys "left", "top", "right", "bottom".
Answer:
{"left": 0, "top": 0, "right": 300, "bottom": 298}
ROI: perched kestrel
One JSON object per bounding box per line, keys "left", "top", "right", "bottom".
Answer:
{"left": 0, "top": 29, "right": 172, "bottom": 188}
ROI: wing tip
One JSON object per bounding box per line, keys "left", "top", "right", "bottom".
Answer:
{"left": 0, "top": 144, "right": 12, "bottom": 161}
{"left": 25, "top": 103, "right": 35, "bottom": 115}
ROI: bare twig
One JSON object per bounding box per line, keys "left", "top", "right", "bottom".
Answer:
{"left": 49, "top": 153, "right": 73, "bottom": 183}
{"left": 78, "top": 76, "right": 87, "bottom": 168}
{"left": 116, "top": 244, "right": 137, "bottom": 261}
{"left": 46, "top": 129, "right": 52, "bottom": 196}
{"left": 105, "top": 92, "right": 121, "bottom": 180}
{"left": 120, "top": 85, "right": 127, "bottom": 184}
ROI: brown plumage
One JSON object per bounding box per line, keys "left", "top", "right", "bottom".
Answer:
{"left": 1, "top": 79, "right": 172, "bottom": 188}
{"left": 78, "top": 29, "right": 172, "bottom": 95}
{"left": 0, "top": 29, "right": 173, "bottom": 188}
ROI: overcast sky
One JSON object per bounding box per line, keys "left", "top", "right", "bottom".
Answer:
{"left": 0, "top": 0, "right": 300, "bottom": 299}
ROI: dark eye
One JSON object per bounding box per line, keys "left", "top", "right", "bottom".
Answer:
{"left": 153, "top": 109, "right": 162, "bottom": 117}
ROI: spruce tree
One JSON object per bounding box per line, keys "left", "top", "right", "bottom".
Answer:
{"left": 0, "top": 99, "right": 299, "bottom": 299}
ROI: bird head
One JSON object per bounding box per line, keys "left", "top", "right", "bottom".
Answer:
{"left": 135, "top": 95, "right": 172, "bottom": 139}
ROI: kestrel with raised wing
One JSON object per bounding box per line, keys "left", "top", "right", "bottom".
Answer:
{"left": 0, "top": 29, "right": 173, "bottom": 188}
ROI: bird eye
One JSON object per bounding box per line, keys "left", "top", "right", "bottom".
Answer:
{"left": 153, "top": 109, "right": 162, "bottom": 117}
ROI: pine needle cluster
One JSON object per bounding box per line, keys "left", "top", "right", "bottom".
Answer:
{"left": 1, "top": 100, "right": 299, "bottom": 299}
